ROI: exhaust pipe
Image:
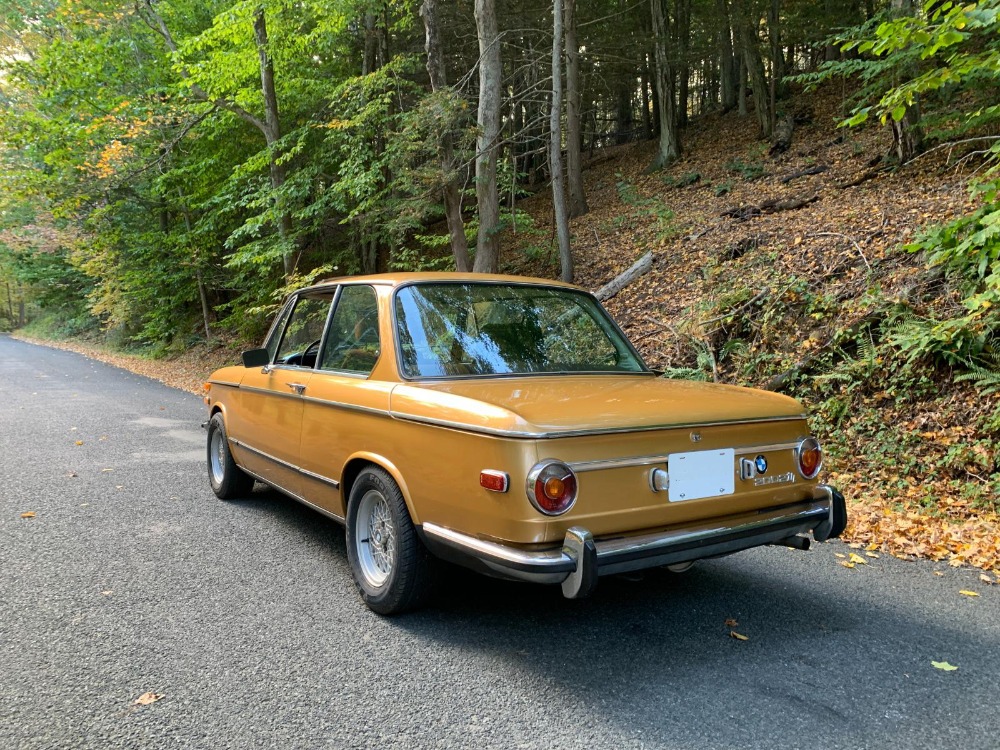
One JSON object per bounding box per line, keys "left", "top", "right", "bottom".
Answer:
{"left": 772, "top": 535, "right": 811, "bottom": 551}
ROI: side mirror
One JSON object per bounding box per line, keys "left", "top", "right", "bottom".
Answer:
{"left": 241, "top": 348, "right": 271, "bottom": 368}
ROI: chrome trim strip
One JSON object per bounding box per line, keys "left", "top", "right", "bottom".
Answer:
{"left": 389, "top": 412, "right": 805, "bottom": 440}
{"left": 301, "top": 395, "right": 389, "bottom": 417}
{"left": 239, "top": 384, "right": 304, "bottom": 401}
{"left": 568, "top": 440, "right": 803, "bottom": 473}
{"left": 230, "top": 438, "right": 341, "bottom": 489}
{"left": 207, "top": 379, "right": 240, "bottom": 388}
{"left": 239, "top": 465, "right": 346, "bottom": 525}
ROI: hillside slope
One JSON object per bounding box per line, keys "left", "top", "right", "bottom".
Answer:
{"left": 502, "top": 93, "right": 998, "bottom": 576}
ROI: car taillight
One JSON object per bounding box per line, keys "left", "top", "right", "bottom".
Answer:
{"left": 796, "top": 437, "right": 823, "bottom": 479}
{"left": 525, "top": 460, "right": 578, "bottom": 515}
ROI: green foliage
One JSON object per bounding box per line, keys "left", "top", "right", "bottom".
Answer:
{"left": 615, "top": 178, "right": 677, "bottom": 242}
{"left": 725, "top": 158, "right": 766, "bottom": 181}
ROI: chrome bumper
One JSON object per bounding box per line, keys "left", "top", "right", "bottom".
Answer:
{"left": 421, "top": 484, "right": 847, "bottom": 599}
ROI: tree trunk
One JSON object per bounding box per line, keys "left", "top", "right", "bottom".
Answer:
{"left": 767, "top": 0, "right": 782, "bottom": 136}
{"left": 474, "top": 0, "right": 503, "bottom": 273}
{"left": 677, "top": 0, "right": 691, "bottom": 128}
{"left": 142, "top": 3, "right": 296, "bottom": 281}
{"left": 550, "top": 0, "right": 573, "bottom": 282}
{"left": 641, "top": 55, "right": 653, "bottom": 139}
{"left": 738, "top": 52, "right": 747, "bottom": 115}
{"left": 252, "top": 10, "right": 295, "bottom": 280}
{"left": 564, "top": 0, "right": 588, "bottom": 218}
{"left": 718, "top": 0, "right": 737, "bottom": 112}
{"left": 889, "top": 0, "right": 924, "bottom": 162}
{"left": 421, "top": 0, "right": 472, "bottom": 272}
{"left": 731, "top": 0, "right": 770, "bottom": 137}
{"left": 648, "top": 0, "right": 680, "bottom": 170}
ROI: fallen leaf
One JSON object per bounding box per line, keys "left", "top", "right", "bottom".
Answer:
{"left": 959, "top": 590, "right": 979, "bottom": 597}
{"left": 934, "top": 571, "right": 944, "bottom": 577}
{"left": 66, "top": 471, "right": 78, "bottom": 478}
{"left": 74, "top": 440, "right": 84, "bottom": 446}
{"left": 834, "top": 553, "right": 846, "bottom": 559}
{"left": 724, "top": 618, "right": 738, "bottom": 627}
{"left": 849, "top": 553, "right": 868, "bottom": 565}
{"left": 840, "top": 561, "right": 856, "bottom": 568}
{"left": 981, "top": 574, "right": 995, "bottom": 585}
{"left": 931, "top": 661, "right": 958, "bottom": 672}
{"left": 730, "top": 631, "right": 749, "bottom": 641}
{"left": 101, "top": 468, "right": 114, "bottom": 473}
{"left": 20, "top": 511, "right": 36, "bottom": 519}
{"left": 866, "top": 552, "right": 880, "bottom": 559}
{"left": 100, "top": 590, "right": 112, "bottom": 596}
{"left": 866, "top": 542, "right": 879, "bottom": 551}
{"left": 133, "top": 692, "right": 164, "bottom": 706}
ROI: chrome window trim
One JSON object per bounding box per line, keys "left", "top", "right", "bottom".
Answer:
{"left": 230, "top": 438, "right": 341, "bottom": 489}
{"left": 389, "top": 279, "right": 652, "bottom": 383}
{"left": 316, "top": 284, "right": 383, "bottom": 378}
{"left": 388, "top": 411, "right": 805, "bottom": 440}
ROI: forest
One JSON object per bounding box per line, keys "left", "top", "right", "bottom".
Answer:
{"left": 2, "top": 2, "right": 1000, "bottom": 567}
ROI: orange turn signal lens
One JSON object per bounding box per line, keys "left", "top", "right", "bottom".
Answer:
{"left": 479, "top": 470, "right": 509, "bottom": 493}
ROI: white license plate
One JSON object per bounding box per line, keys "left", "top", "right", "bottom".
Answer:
{"left": 667, "top": 449, "right": 735, "bottom": 502}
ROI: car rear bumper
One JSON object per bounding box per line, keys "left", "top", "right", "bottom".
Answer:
{"left": 420, "top": 484, "right": 847, "bottom": 598}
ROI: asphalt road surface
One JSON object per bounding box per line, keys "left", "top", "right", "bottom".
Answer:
{"left": 1, "top": 333, "right": 997, "bottom": 750}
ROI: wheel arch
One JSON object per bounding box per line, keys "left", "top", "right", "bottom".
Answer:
{"left": 341, "top": 453, "right": 421, "bottom": 525}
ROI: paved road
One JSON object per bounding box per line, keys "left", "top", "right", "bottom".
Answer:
{"left": 1, "top": 333, "right": 997, "bottom": 750}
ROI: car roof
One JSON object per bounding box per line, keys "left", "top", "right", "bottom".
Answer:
{"left": 298, "top": 271, "right": 583, "bottom": 295}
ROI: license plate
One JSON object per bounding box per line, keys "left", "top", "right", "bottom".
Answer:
{"left": 667, "top": 449, "right": 735, "bottom": 502}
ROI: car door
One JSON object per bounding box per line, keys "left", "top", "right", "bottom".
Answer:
{"left": 234, "top": 290, "right": 335, "bottom": 498}
{"left": 298, "top": 284, "right": 394, "bottom": 517}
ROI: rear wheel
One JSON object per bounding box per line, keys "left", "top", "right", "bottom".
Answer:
{"left": 207, "top": 413, "right": 254, "bottom": 500}
{"left": 346, "top": 466, "right": 432, "bottom": 615}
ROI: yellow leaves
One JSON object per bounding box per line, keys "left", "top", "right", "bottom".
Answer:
{"left": 730, "top": 631, "right": 749, "bottom": 641}
{"left": 20, "top": 511, "right": 36, "bottom": 519}
{"left": 958, "top": 590, "right": 979, "bottom": 597}
{"left": 840, "top": 560, "right": 856, "bottom": 569}
{"left": 74, "top": 440, "right": 84, "bottom": 446}
{"left": 931, "top": 661, "right": 958, "bottom": 672}
{"left": 848, "top": 553, "right": 868, "bottom": 565}
{"left": 133, "top": 692, "right": 164, "bottom": 706}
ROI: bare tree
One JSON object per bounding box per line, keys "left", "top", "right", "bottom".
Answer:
{"left": 731, "top": 0, "right": 771, "bottom": 137}
{"left": 420, "top": 0, "right": 472, "bottom": 271}
{"left": 473, "top": 0, "right": 502, "bottom": 274}
{"left": 648, "top": 0, "right": 680, "bottom": 170}
{"left": 550, "top": 0, "right": 573, "bottom": 282}
{"left": 564, "top": 0, "right": 588, "bottom": 218}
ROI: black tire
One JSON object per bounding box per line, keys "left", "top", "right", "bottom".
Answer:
{"left": 207, "top": 413, "right": 254, "bottom": 500}
{"left": 345, "top": 466, "right": 432, "bottom": 615}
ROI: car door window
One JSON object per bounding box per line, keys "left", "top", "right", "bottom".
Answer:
{"left": 320, "top": 285, "right": 380, "bottom": 374}
{"left": 274, "top": 294, "right": 334, "bottom": 369}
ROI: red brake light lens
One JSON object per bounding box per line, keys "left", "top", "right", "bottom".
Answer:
{"left": 526, "top": 460, "right": 578, "bottom": 515}
{"left": 796, "top": 437, "right": 823, "bottom": 479}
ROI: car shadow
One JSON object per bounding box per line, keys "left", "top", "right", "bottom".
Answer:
{"left": 224, "top": 487, "right": 996, "bottom": 748}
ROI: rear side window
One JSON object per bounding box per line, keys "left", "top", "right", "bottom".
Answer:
{"left": 320, "top": 285, "right": 381, "bottom": 374}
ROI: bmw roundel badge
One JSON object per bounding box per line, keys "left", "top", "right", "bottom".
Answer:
{"left": 754, "top": 455, "right": 768, "bottom": 475}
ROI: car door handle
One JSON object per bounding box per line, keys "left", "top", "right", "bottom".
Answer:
{"left": 287, "top": 382, "right": 307, "bottom": 395}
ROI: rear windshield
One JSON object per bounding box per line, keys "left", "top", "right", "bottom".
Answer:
{"left": 393, "top": 283, "right": 647, "bottom": 378}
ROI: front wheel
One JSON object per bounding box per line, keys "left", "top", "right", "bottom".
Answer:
{"left": 345, "top": 466, "right": 432, "bottom": 615}
{"left": 207, "top": 413, "right": 254, "bottom": 500}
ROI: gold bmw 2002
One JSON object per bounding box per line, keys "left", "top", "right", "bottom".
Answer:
{"left": 204, "top": 273, "right": 846, "bottom": 614}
